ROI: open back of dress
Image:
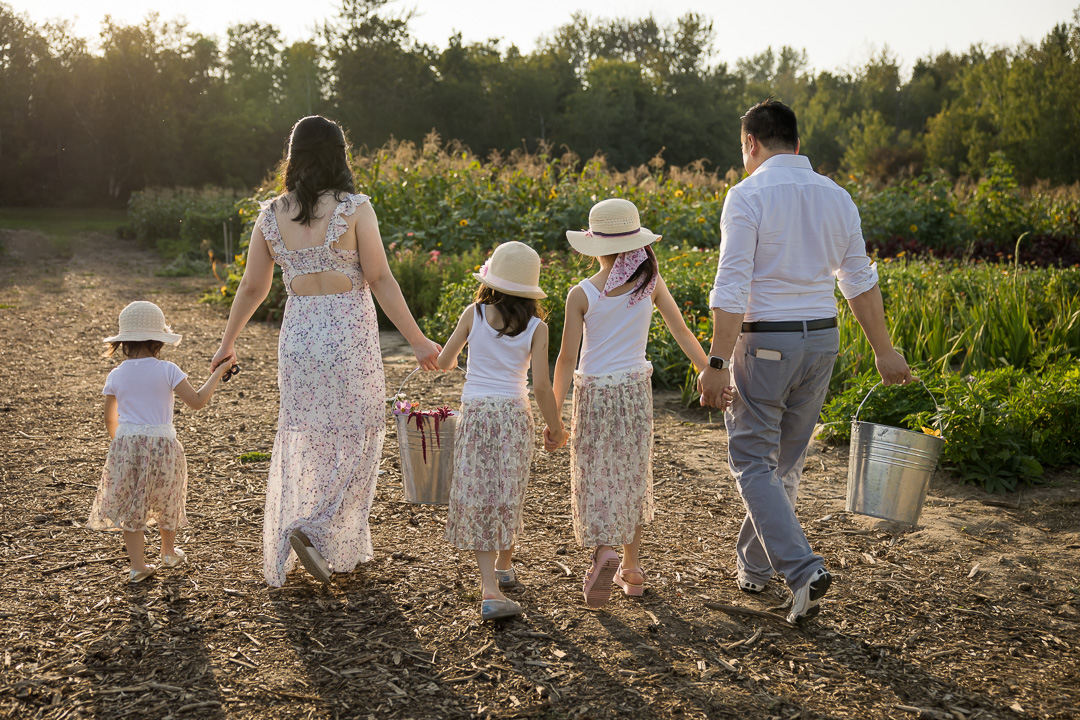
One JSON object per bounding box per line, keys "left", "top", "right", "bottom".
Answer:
{"left": 259, "top": 193, "right": 387, "bottom": 586}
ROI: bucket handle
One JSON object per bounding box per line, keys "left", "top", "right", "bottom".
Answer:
{"left": 853, "top": 379, "right": 943, "bottom": 432}
{"left": 392, "top": 365, "right": 466, "bottom": 401}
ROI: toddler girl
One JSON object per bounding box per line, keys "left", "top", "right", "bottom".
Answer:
{"left": 551, "top": 198, "right": 729, "bottom": 608}
{"left": 89, "top": 301, "right": 231, "bottom": 582}
{"left": 436, "top": 241, "right": 565, "bottom": 620}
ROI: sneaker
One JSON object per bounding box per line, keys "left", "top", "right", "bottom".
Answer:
{"left": 737, "top": 576, "right": 767, "bottom": 594}
{"left": 161, "top": 548, "right": 186, "bottom": 568}
{"left": 481, "top": 597, "right": 522, "bottom": 621}
{"left": 786, "top": 568, "right": 832, "bottom": 624}
{"left": 289, "top": 530, "right": 332, "bottom": 584}
{"left": 495, "top": 567, "right": 518, "bottom": 589}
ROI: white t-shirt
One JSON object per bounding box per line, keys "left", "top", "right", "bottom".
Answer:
{"left": 103, "top": 357, "right": 187, "bottom": 426}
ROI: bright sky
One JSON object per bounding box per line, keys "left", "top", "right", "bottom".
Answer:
{"left": 12, "top": 0, "right": 1080, "bottom": 75}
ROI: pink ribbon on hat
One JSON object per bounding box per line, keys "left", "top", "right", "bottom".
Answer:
{"left": 601, "top": 247, "right": 657, "bottom": 306}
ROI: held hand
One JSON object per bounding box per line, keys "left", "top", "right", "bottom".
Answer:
{"left": 876, "top": 348, "right": 916, "bottom": 386}
{"left": 698, "top": 368, "right": 732, "bottom": 410}
{"left": 411, "top": 336, "right": 442, "bottom": 371}
{"left": 543, "top": 424, "right": 568, "bottom": 452}
{"left": 211, "top": 345, "right": 236, "bottom": 373}
{"left": 720, "top": 384, "right": 735, "bottom": 412}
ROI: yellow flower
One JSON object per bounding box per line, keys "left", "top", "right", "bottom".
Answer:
{"left": 897, "top": 250, "right": 906, "bottom": 258}
{"left": 459, "top": 219, "right": 469, "bottom": 227}
{"left": 674, "top": 189, "right": 684, "bottom": 198}
{"left": 220, "top": 286, "right": 227, "bottom": 295}
{"left": 695, "top": 261, "right": 703, "bottom": 267}
{"left": 548, "top": 187, "right": 558, "bottom": 200}
{"left": 910, "top": 224, "right": 918, "bottom": 233}
{"left": 696, "top": 217, "right": 706, "bottom": 224}
{"left": 921, "top": 426, "right": 941, "bottom": 438}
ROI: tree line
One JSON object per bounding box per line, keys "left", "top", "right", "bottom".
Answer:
{"left": 1, "top": 0, "right": 1078, "bottom": 206}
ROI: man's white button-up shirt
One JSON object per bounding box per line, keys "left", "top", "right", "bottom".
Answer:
{"left": 708, "top": 154, "right": 879, "bottom": 322}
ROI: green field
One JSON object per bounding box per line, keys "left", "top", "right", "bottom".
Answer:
{"left": 0, "top": 207, "right": 127, "bottom": 250}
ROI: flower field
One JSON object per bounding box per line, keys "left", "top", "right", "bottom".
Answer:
{"left": 123, "top": 138, "right": 1080, "bottom": 490}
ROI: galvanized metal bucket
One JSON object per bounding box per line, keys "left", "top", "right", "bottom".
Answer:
{"left": 392, "top": 368, "right": 460, "bottom": 505}
{"left": 846, "top": 381, "right": 944, "bottom": 526}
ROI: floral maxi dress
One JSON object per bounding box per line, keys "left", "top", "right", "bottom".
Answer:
{"left": 260, "top": 193, "right": 386, "bottom": 586}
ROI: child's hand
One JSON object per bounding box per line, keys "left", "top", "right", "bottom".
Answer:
{"left": 719, "top": 384, "right": 735, "bottom": 411}
{"left": 212, "top": 361, "right": 233, "bottom": 381}
{"left": 211, "top": 345, "right": 236, "bottom": 373}
{"left": 543, "top": 424, "right": 568, "bottom": 452}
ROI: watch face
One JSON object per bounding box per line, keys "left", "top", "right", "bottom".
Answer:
{"left": 710, "top": 356, "right": 724, "bottom": 370}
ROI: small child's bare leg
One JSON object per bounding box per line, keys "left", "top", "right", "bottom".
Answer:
{"left": 160, "top": 528, "right": 176, "bottom": 558}
{"left": 476, "top": 550, "right": 507, "bottom": 601}
{"left": 494, "top": 546, "right": 514, "bottom": 572}
{"left": 123, "top": 530, "right": 148, "bottom": 571}
{"left": 620, "top": 525, "right": 645, "bottom": 583}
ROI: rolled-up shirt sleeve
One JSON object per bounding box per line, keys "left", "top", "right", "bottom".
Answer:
{"left": 835, "top": 199, "right": 879, "bottom": 299}
{"left": 709, "top": 188, "right": 758, "bottom": 312}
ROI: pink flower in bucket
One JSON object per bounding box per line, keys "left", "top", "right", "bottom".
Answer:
{"left": 392, "top": 395, "right": 417, "bottom": 416}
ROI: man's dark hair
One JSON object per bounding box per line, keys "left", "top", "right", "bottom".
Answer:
{"left": 741, "top": 99, "right": 799, "bottom": 151}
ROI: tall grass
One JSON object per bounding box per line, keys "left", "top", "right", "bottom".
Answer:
{"left": 834, "top": 254, "right": 1080, "bottom": 393}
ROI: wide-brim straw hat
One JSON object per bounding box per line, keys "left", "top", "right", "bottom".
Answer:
{"left": 103, "top": 301, "right": 182, "bottom": 345}
{"left": 566, "top": 198, "right": 662, "bottom": 256}
{"left": 472, "top": 241, "right": 546, "bottom": 299}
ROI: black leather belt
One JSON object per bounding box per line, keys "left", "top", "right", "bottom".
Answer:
{"left": 741, "top": 317, "right": 838, "bottom": 333}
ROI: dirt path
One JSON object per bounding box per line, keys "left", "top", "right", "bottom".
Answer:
{"left": 1, "top": 230, "right": 1079, "bottom": 720}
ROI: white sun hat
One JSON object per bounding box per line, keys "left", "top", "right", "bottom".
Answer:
{"left": 473, "top": 241, "right": 546, "bottom": 299}
{"left": 103, "top": 301, "right": 182, "bottom": 345}
{"left": 565, "top": 198, "right": 662, "bottom": 256}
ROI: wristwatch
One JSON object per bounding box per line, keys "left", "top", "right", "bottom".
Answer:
{"left": 708, "top": 356, "right": 728, "bottom": 370}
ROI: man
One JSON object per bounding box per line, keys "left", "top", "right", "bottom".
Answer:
{"left": 698, "top": 99, "right": 913, "bottom": 623}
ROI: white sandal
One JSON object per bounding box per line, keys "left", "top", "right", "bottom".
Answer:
{"left": 289, "top": 530, "right": 332, "bottom": 583}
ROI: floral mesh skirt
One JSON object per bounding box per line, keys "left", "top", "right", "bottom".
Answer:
{"left": 444, "top": 395, "right": 534, "bottom": 551}
{"left": 570, "top": 366, "right": 654, "bottom": 546}
{"left": 88, "top": 424, "right": 188, "bottom": 533}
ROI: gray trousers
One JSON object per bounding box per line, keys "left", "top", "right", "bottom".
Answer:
{"left": 724, "top": 326, "right": 839, "bottom": 592}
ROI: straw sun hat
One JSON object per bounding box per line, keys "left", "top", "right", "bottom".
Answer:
{"left": 103, "top": 301, "right": 183, "bottom": 345}
{"left": 473, "top": 241, "right": 546, "bottom": 299}
{"left": 566, "top": 198, "right": 662, "bottom": 256}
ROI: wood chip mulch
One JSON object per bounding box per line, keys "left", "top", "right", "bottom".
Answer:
{"left": 1, "top": 229, "right": 1079, "bottom": 719}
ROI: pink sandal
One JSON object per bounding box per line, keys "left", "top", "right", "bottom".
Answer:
{"left": 613, "top": 564, "right": 645, "bottom": 597}
{"left": 582, "top": 548, "right": 620, "bottom": 608}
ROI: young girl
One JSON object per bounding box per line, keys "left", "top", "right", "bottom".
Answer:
{"left": 90, "top": 301, "right": 231, "bottom": 583}
{"left": 436, "top": 241, "right": 566, "bottom": 621}
{"left": 551, "top": 198, "right": 729, "bottom": 608}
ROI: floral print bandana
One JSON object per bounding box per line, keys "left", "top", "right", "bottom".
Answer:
{"left": 601, "top": 247, "right": 657, "bottom": 306}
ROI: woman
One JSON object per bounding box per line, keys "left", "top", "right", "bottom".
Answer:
{"left": 212, "top": 115, "right": 440, "bottom": 586}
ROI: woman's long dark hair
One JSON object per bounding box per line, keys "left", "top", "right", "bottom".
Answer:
{"left": 279, "top": 116, "right": 356, "bottom": 226}
{"left": 475, "top": 286, "right": 543, "bottom": 338}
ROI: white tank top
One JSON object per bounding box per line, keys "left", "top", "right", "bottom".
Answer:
{"left": 577, "top": 279, "right": 653, "bottom": 375}
{"left": 462, "top": 304, "right": 542, "bottom": 400}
